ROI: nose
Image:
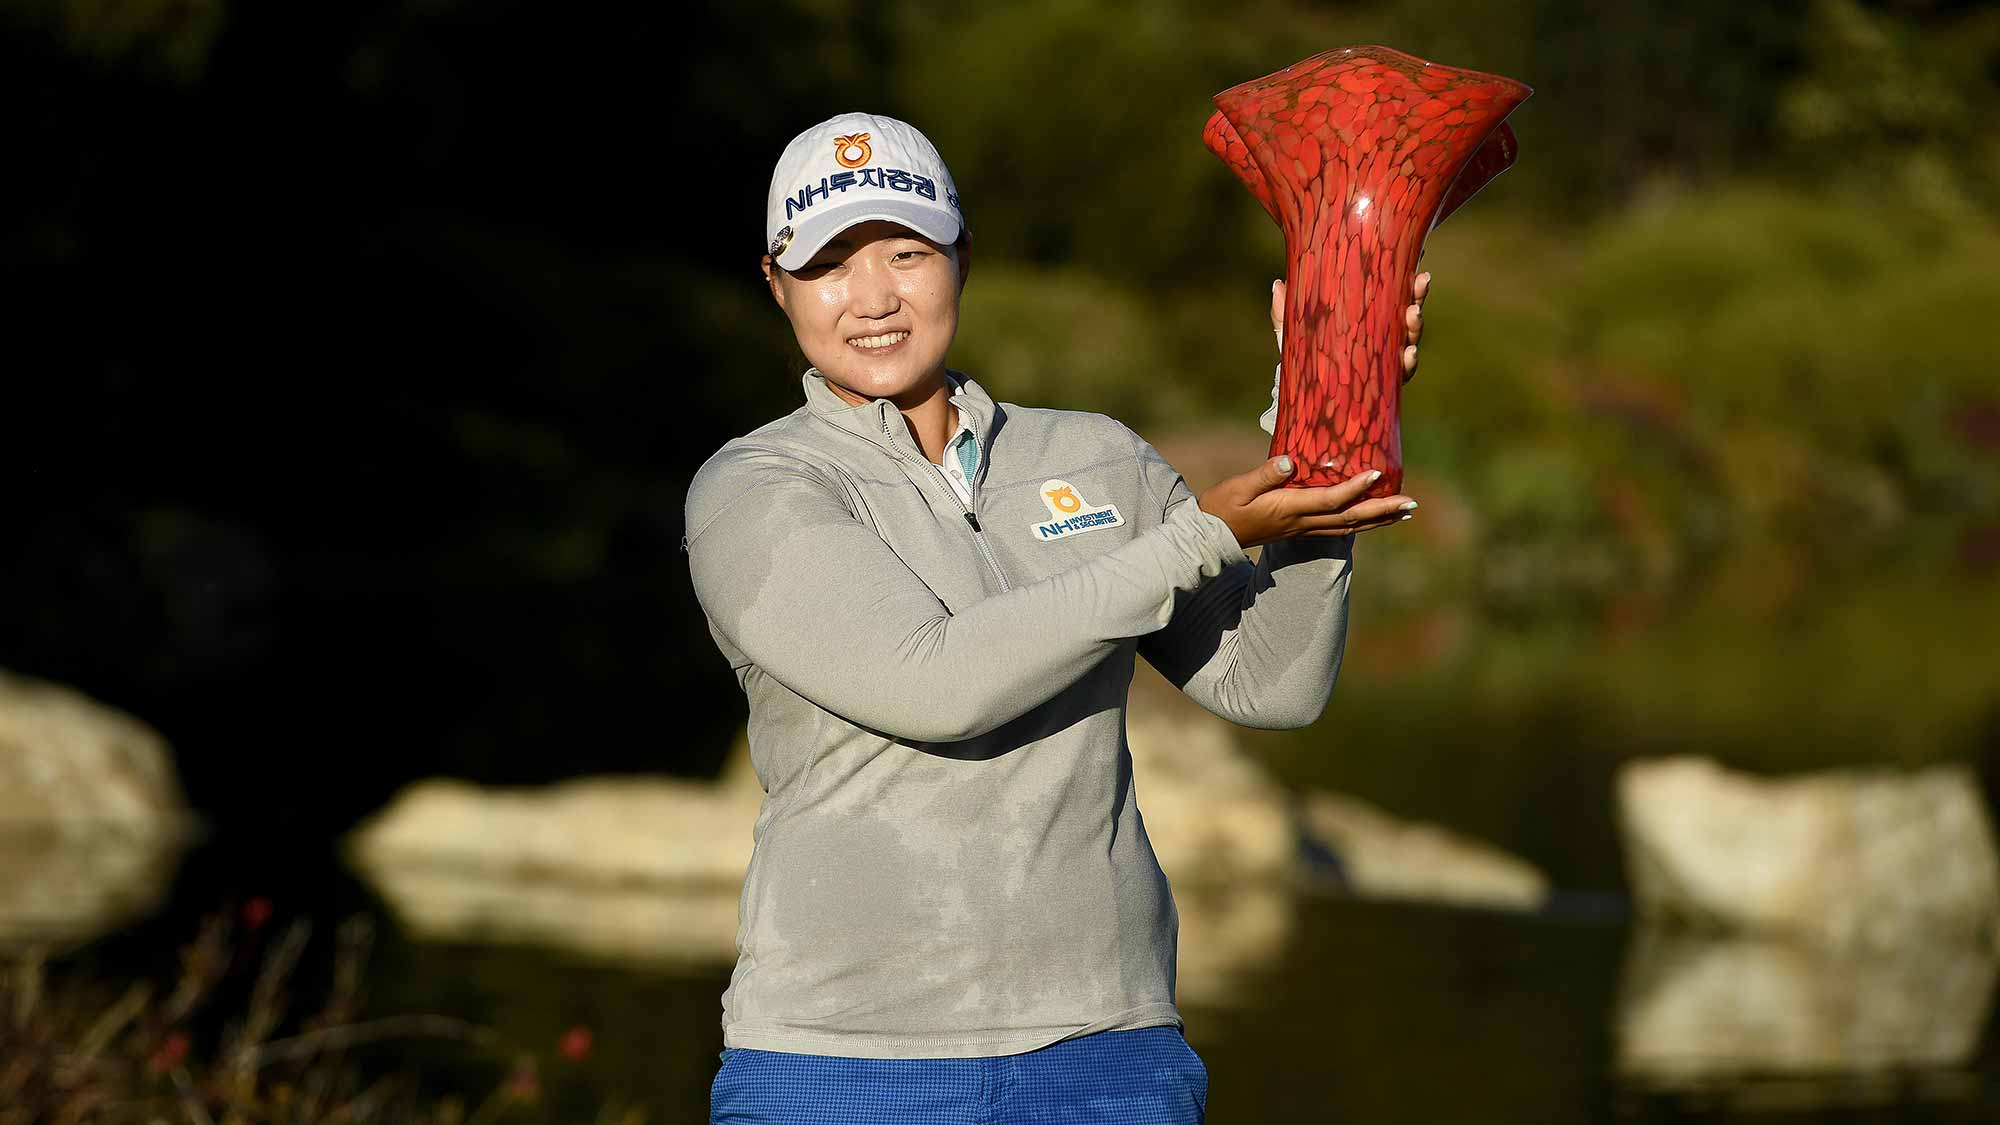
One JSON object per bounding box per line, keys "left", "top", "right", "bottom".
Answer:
{"left": 849, "top": 259, "right": 899, "bottom": 319}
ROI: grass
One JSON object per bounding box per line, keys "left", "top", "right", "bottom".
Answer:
{"left": 1, "top": 898, "right": 642, "bottom": 1125}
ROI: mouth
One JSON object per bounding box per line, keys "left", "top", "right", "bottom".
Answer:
{"left": 846, "top": 330, "right": 910, "bottom": 354}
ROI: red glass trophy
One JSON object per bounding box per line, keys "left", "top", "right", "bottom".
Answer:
{"left": 1205, "top": 46, "right": 1532, "bottom": 494}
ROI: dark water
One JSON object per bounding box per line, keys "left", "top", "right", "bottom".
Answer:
{"left": 34, "top": 831, "right": 2000, "bottom": 1124}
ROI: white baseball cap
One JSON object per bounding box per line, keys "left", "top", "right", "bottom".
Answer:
{"left": 764, "top": 111, "right": 965, "bottom": 272}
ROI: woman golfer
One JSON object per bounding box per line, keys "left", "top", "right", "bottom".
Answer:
{"left": 686, "top": 111, "right": 1427, "bottom": 1124}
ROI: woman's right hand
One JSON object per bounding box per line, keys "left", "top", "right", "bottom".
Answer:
{"left": 1195, "top": 456, "right": 1416, "bottom": 549}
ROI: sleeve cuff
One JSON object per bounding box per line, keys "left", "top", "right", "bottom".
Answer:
{"left": 1260, "top": 530, "right": 1355, "bottom": 567}
{"left": 1169, "top": 500, "right": 1251, "bottom": 570}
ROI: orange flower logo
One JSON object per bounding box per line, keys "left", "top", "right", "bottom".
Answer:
{"left": 833, "top": 132, "right": 872, "bottom": 169}
{"left": 1044, "top": 484, "right": 1082, "bottom": 513}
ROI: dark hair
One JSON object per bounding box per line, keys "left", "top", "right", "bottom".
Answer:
{"left": 946, "top": 227, "right": 973, "bottom": 275}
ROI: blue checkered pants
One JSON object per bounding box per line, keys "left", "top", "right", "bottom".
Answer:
{"left": 709, "top": 1024, "right": 1208, "bottom": 1123}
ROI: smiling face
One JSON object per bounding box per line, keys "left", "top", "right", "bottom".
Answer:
{"left": 761, "top": 219, "right": 970, "bottom": 408}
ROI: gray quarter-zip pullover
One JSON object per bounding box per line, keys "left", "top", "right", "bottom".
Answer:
{"left": 683, "top": 367, "right": 1353, "bottom": 1058}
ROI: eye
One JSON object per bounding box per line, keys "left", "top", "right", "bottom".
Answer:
{"left": 893, "top": 250, "right": 928, "bottom": 262}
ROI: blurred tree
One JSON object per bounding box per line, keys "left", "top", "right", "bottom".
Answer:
{"left": 1776, "top": 0, "right": 2000, "bottom": 214}
{"left": 4, "top": 0, "right": 227, "bottom": 82}
{"left": 3, "top": 0, "right": 1996, "bottom": 839}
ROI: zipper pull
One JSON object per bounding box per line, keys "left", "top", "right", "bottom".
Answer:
{"left": 964, "top": 511, "right": 982, "bottom": 533}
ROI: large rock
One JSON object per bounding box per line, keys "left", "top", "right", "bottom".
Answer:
{"left": 342, "top": 729, "right": 765, "bottom": 889}
{"left": 1130, "top": 700, "right": 1547, "bottom": 910}
{"left": 0, "top": 668, "right": 195, "bottom": 842}
{"left": 1169, "top": 882, "right": 1294, "bottom": 1009}
{"left": 1121, "top": 707, "right": 1303, "bottom": 1005}
{"left": 1617, "top": 928, "right": 1997, "bottom": 1092}
{"left": 345, "top": 863, "right": 747, "bottom": 966}
{"left": 1297, "top": 789, "right": 1550, "bottom": 911}
{"left": 1616, "top": 756, "right": 2000, "bottom": 947}
{"left": 341, "top": 732, "right": 768, "bottom": 967}
{"left": 344, "top": 712, "right": 1551, "bottom": 1003}
{"left": 344, "top": 726, "right": 1308, "bottom": 1003}
{"left": 0, "top": 669, "right": 197, "bottom": 951}
{"left": 0, "top": 836, "right": 190, "bottom": 953}
{"left": 1125, "top": 709, "right": 1296, "bottom": 884}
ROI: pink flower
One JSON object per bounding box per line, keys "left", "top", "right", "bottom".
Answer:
{"left": 147, "top": 1029, "right": 191, "bottom": 1074}
{"left": 559, "top": 1024, "right": 594, "bottom": 1062}
{"left": 504, "top": 1059, "right": 541, "bottom": 1102}
{"left": 241, "top": 896, "right": 274, "bottom": 932}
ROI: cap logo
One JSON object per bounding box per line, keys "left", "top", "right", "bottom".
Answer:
{"left": 833, "top": 133, "right": 872, "bottom": 170}
{"left": 769, "top": 225, "right": 793, "bottom": 257}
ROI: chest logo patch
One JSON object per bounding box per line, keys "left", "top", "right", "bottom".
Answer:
{"left": 1030, "top": 478, "right": 1125, "bottom": 541}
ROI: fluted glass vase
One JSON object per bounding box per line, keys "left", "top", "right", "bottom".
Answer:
{"left": 1205, "top": 45, "right": 1533, "bottom": 494}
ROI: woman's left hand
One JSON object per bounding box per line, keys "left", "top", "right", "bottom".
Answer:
{"left": 1271, "top": 270, "right": 1430, "bottom": 383}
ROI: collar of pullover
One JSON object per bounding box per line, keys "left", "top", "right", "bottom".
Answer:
{"left": 800, "top": 367, "right": 998, "bottom": 473}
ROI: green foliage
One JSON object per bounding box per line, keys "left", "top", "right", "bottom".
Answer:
{"left": 952, "top": 262, "right": 1278, "bottom": 432}
{"left": 4, "top": 0, "right": 226, "bottom": 82}
{"left": 838, "top": 0, "right": 2000, "bottom": 651}
{"left": 886, "top": 0, "right": 1288, "bottom": 279}
{"left": 876, "top": 0, "right": 2000, "bottom": 254}
{"left": 1575, "top": 180, "right": 2000, "bottom": 513}
{"left": 964, "top": 175, "right": 2000, "bottom": 654}
{"left": 13, "top": 0, "right": 1997, "bottom": 875}
{"left": 1235, "top": 180, "right": 2000, "bottom": 885}
{"left": 1777, "top": 0, "right": 2000, "bottom": 213}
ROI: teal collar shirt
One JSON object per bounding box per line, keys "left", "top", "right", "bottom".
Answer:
{"left": 934, "top": 406, "right": 980, "bottom": 505}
